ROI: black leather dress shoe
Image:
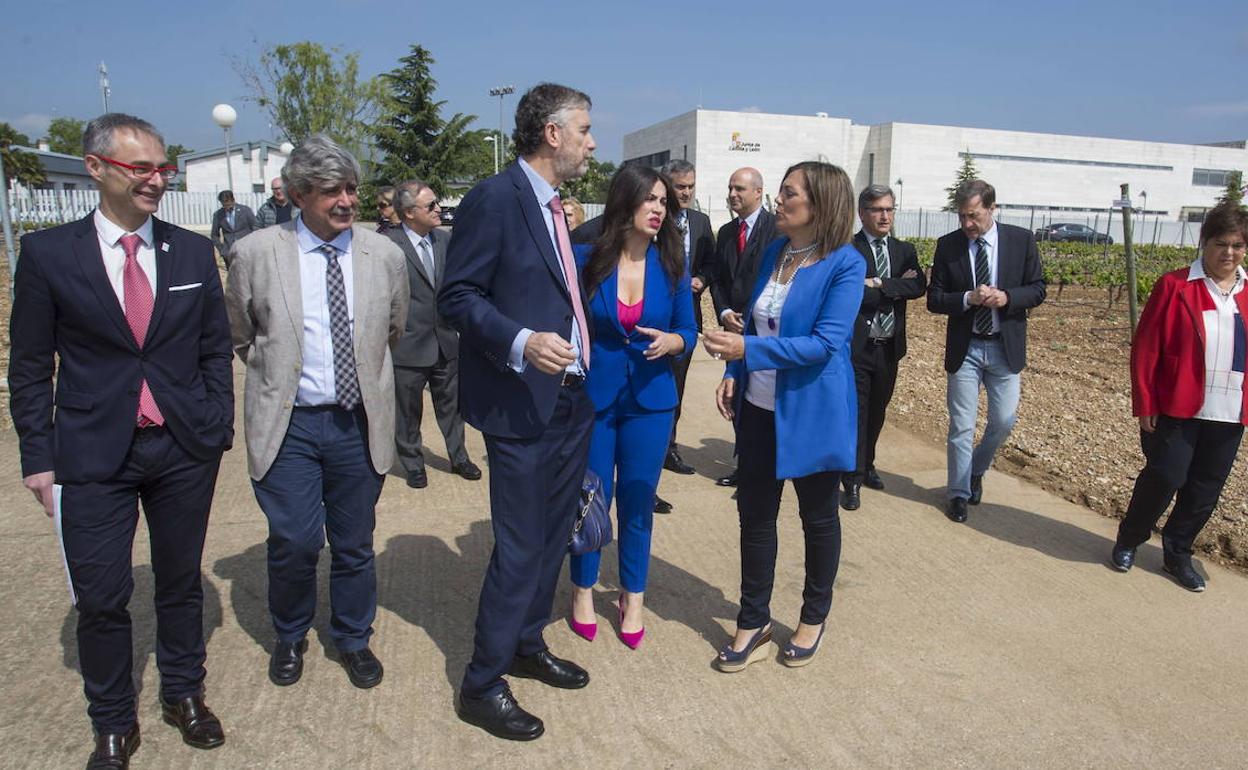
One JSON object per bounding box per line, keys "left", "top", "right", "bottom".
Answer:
{"left": 406, "top": 469, "right": 428, "bottom": 488}
{"left": 946, "top": 497, "right": 968, "bottom": 523}
{"left": 86, "top": 724, "right": 140, "bottom": 769}
{"left": 664, "top": 448, "right": 695, "bottom": 475}
{"left": 841, "top": 483, "right": 861, "bottom": 511}
{"left": 340, "top": 647, "right": 384, "bottom": 688}
{"left": 161, "top": 694, "right": 224, "bottom": 749}
{"left": 864, "top": 468, "right": 884, "bottom": 490}
{"left": 716, "top": 469, "right": 739, "bottom": 487}
{"left": 452, "top": 460, "right": 482, "bottom": 480}
{"left": 1164, "top": 562, "right": 1206, "bottom": 592}
{"left": 457, "top": 688, "right": 543, "bottom": 741}
{"left": 269, "top": 639, "right": 307, "bottom": 686}
{"left": 1109, "top": 544, "right": 1136, "bottom": 572}
{"left": 507, "top": 649, "right": 589, "bottom": 689}
{"left": 654, "top": 495, "right": 673, "bottom": 514}
{"left": 969, "top": 474, "right": 984, "bottom": 505}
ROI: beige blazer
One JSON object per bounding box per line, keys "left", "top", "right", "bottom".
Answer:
{"left": 226, "top": 221, "right": 409, "bottom": 480}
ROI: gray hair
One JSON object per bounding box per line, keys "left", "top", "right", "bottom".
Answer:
{"left": 857, "top": 184, "right": 895, "bottom": 209}
{"left": 281, "top": 134, "right": 361, "bottom": 196}
{"left": 82, "top": 113, "right": 165, "bottom": 157}
{"left": 662, "top": 159, "right": 696, "bottom": 177}
{"left": 393, "top": 179, "right": 429, "bottom": 217}
{"left": 512, "top": 83, "right": 592, "bottom": 156}
{"left": 954, "top": 178, "right": 996, "bottom": 209}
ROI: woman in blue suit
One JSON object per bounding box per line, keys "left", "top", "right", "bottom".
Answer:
{"left": 568, "top": 164, "right": 698, "bottom": 648}
{"left": 704, "top": 161, "right": 864, "bottom": 671}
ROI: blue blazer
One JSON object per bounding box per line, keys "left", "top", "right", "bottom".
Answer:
{"left": 575, "top": 243, "right": 697, "bottom": 412}
{"left": 438, "top": 162, "right": 594, "bottom": 439}
{"left": 726, "top": 238, "right": 865, "bottom": 478}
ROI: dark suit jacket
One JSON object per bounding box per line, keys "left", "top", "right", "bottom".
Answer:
{"left": 850, "top": 230, "right": 927, "bottom": 363}
{"left": 387, "top": 226, "right": 458, "bottom": 367}
{"left": 438, "top": 162, "right": 593, "bottom": 439}
{"left": 211, "top": 204, "right": 258, "bottom": 262}
{"left": 926, "top": 222, "right": 1046, "bottom": 374}
{"left": 571, "top": 215, "right": 602, "bottom": 245}
{"left": 711, "top": 207, "right": 777, "bottom": 319}
{"left": 8, "top": 215, "right": 234, "bottom": 482}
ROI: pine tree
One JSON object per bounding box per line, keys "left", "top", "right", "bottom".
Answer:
{"left": 944, "top": 151, "right": 980, "bottom": 211}
{"left": 1217, "top": 170, "right": 1244, "bottom": 209}
{"left": 372, "top": 46, "right": 478, "bottom": 198}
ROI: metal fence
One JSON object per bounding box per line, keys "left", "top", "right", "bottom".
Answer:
{"left": 6, "top": 188, "right": 269, "bottom": 229}
{"left": 890, "top": 208, "right": 1202, "bottom": 248}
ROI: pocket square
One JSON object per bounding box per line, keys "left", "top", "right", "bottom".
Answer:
{"left": 169, "top": 282, "right": 203, "bottom": 292}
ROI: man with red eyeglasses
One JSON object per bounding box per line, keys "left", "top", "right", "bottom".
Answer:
{"left": 9, "top": 113, "right": 233, "bottom": 769}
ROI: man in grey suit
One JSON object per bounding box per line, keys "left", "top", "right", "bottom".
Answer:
{"left": 210, "top": 190, "right": 258, "bottom": 268}
{"left": 387, "top": 179, "right": 481, "bottom": 489}
{"left": 225, "top": 135, "right": 408, "bottom": 691}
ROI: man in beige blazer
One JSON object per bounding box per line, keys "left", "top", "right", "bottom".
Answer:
{"left": 226, "top": 134, "right": 408, "bottom": 691}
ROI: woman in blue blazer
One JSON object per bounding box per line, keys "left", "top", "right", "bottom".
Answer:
{"left": 568, "top": 164, "right": 698, "bottom": 648}
{"left": 704, "top": 161, "right": 865, "bottom": 670}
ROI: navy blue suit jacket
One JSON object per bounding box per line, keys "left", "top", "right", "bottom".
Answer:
{"left": 8, "top": 214, "right": 234, "bottom": 482}
{"left": 439, "top": 162, "right": 593, "bottom": 439}
{"left": 574, "top": 243, "right": 697, "bottom": 412}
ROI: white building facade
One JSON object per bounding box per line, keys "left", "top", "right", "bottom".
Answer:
{"left": 624, "top": 110, "right": 1248, "bottom": 231}
{"left": 179, "top": 141, "right": 289, "bottom": 195}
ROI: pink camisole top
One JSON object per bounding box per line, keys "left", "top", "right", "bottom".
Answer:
{"left": 617, "top": 298, "right": 643, "bottom": 334}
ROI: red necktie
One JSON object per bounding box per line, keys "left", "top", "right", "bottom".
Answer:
{"left": 547, "top": 195, "right": 591, "bottom": 369}
{"left": 737, "top": 219, "right": 748, "bottom": 255}
{"left": 119, "top": 234, "right": 164, "bottom": 427}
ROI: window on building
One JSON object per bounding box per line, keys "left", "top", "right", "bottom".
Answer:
{"left": 253, "top": 183, "right": 265, "bottom": 193}
{"left": 1192, "top": 168, "right": 1234, "bottom": 187}
{"left": 624, "top": 150, "right": 671, "bottom": 169}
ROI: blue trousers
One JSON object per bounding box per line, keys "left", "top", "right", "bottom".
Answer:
{"left": 569, "top": 387, "right": 674, "bottom": 593}
{"left": 946, "top": 337, "right": 1021, "bottom": 500}
{"left": 251, "top": 406, "right": 383, "bottom": 652}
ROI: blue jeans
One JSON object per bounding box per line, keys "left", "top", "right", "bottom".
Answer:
{"left": 946, "top": 338, "right": 1020, "bottom": 500}
{"left": 569, "top": 386, "right": 674, "bottom": 593}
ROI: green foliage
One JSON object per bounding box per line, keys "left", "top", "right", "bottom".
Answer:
{"left": 234, "top": 41, "right": 383, "bottom": 156}
{"left": 943, "top": 151, "right": 979, "bottom": 212}
{"left": 44, "top": 117, "right": 84, "bottom": 155}
{"left": 1217, "top": 170, "right": 1244, "bottom": 209}
{"left": 0, "top": 123, "right": 45, "bottom": 187}
{"left": 559, "top": 157, "right": 617, "bottom": 204}
{"left": 166, "top": 143, "right": 192, "bottom": 165}
{"left": 372, "top": 45, "right": 479, "bottom": 198}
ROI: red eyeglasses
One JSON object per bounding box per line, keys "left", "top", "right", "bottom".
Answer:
{"left": 93, "top": 154, "right": 179, "bottom": 182}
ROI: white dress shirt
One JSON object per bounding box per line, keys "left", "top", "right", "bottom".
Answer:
{"left": 962, "top": 222, "right": 1001, "bottom": 333}
{"left": 1189, "top": 258, "right": 1247, "bottom": 423}
{"left": 94, "top": 208, "right": 157, "bottom": 307}
{"left": 295, "top": 218, "right": 355, "bottom": 406}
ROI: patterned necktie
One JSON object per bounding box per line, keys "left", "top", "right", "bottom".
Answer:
{"left": 973, "top": 237, "right": 994, "bottom": 335}
{"left": 548, "top": 194, "right": 591, "bottom": 369}
{"left": 418, "top": 237, "right": 435, "bottom": 288}
{"left": 872, "top": 238, "right": 895, "bottom": 336}
{"left": 737, "top": 218, "right": 748, "bottom": 255}
{"left": 119, "top": 234, "right": 164, "bottom": 426}
{"left": 318, "top": 244, "right": 361, "bottom": 409}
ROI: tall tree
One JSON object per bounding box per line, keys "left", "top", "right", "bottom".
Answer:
{"left": 44, "top": 117, "right": 85, "bottom": 155}
{"left": 165, "top": 144, "right": 192, "bottom": 165}
{"left": 372, "top": 46, "right": 478, "bottom": 198}
{"left": 943, "top": 151, "right": 980, "bottom": 211}
{"left": 1217, "top": 170, "right": 1245, "bottom": 209}
{"left": 234, "top": 42, "right": 383, "bottom": 155}
{"left": 0, "top": 123, "right": 45, "bottom": 188}
{"left": 560, "top": 157, "right": 616, "bottom": 204}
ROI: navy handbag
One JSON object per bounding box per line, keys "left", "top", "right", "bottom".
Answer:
{"left": 569, "top": 469, "right": 613, "bottom": 555}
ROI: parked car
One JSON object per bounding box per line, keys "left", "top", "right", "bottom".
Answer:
{"left": 439, "top": 206, "right": 456, "bottom": 227}
{"left": 1034, "top": 222, "right": 1113, "bottom": 244}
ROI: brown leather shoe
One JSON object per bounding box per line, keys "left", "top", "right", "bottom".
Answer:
{"left": 161, "top": 694, "right": 225, "bottom": 749}
{"left": 86, "top": 723, "right": 140, "bottom": 769}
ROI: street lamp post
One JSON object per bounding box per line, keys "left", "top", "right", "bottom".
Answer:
{"left": 483, "top": 135, "right": 499, "bottom": 176}
{"left": 895, "top": 178, "right": 904, "bottom": 209}
{"left": 488, "top": 85, "right": 514, "bottom": 168}
{"left": 212, "top": 104, "right": 238, "bottom": 192}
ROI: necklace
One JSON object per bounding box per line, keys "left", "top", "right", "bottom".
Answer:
{"left": 763, "top": 248, "right": 815, "bottom": 329}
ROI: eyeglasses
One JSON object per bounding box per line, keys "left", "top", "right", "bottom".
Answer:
{"left": 423, "top": 200, "right": 440, "bottom": 212}
{"left": 93, "top": 154, "right": 178, "bottom": 181}
{"left": 863, "top": 207, "right": 896, "bottom": 215}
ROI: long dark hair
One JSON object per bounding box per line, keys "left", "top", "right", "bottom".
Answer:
{"left": 583, "top": 164, "right": 684, "bottom": 297}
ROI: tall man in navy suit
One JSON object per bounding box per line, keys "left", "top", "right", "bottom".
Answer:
{"left": 9, "top": 113, "right": 233, "bottom": 769}
{"left": 439, "top": 83, "right": 597, "bottom": 741}
{"left": 927, "top": 179, "right": 1046, "bottom": 523}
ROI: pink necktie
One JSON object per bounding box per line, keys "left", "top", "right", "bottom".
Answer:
{"left": 119, "top": 234, "right": 164, "bottom": 427}
{"left": 548, "top": 195, "right": 591, "bottom": 370}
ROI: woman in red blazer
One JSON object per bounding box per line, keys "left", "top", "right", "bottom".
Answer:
{"left": 1111, "top": 203, "right": 1248, "bottom": 591}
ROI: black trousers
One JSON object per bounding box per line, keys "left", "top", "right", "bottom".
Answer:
{"left": 1116, "top": 416, "right": 1243, "bottom": 563}
{"left": 735, "top": 400, "right": 842, "bottom": 629}
{"left": 668, "top": 351, "right": 692, "bottom": 450}
{"left": 60, "top": 427, "right": 221, "bottom": 734}
{"left": 851, "top": 337, "right": 899, "bottom": 484}
{"left": 394, "top": 356, "right": 470, "bottom": 475}
{"left": 461, "top": 384, "right": 594, "bottom": 698}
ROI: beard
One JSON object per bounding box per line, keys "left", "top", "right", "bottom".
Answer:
{"left": 553, "top": 147, "right": 588, "bottom": 183}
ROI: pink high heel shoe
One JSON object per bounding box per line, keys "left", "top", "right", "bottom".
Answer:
{"left": 617, "top": 596, "right": 645, "bottom": 650}
{"left": 568, "top": 602, "right": 597, "bottom": 642}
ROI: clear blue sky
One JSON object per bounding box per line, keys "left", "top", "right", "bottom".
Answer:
{"left": 4, "top": 0, "right": 1245, "bottom": 162}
